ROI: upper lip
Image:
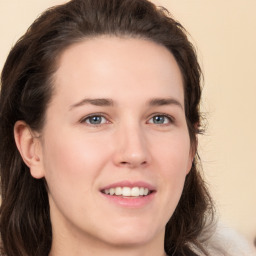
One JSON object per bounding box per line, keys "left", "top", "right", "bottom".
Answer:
{"left": 100, "top": 180, "right": 156, "bottom": 191}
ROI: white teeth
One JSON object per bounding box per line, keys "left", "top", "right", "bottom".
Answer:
{"left": 103, "top": 187, "right": 151, "bottom": 197}
{"left": 143, "top": 188, "right": 149, "bottom": 196}
{"left": 109, "top": 188, "right": 115, "bottom": 195}
{"left": 123, "top": 187, "right": 131, "bottom": 196}
{"left": 131, "top": 187, "right": 140, "bottom": 197}
{"left": 115, "top": 187, "right": 122, "bottom": 196}
{"left": 139, "top": 187, "right": 144, "bottom": 196}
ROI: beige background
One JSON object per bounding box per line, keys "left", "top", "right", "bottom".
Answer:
{"left": 0, "top": 0, "right": 255, "bottom": 247}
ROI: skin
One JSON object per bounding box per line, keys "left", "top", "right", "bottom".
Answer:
{"left": 15, "top": 36, "right": 193, "bottom": 256}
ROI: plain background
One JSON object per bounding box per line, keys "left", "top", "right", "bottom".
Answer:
{"left": 0, "top": 0, "right": 255, "bottom": 248}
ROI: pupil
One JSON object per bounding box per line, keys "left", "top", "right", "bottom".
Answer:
{"left": 154, "top": 116, "right": 164, "bottom": 124}
{"left": 90, "top": 116, "right": 102, "bottom": 124}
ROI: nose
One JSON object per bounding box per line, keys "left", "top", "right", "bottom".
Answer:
{"left": 112, "top": 123, "right": 151, "bottom": 169}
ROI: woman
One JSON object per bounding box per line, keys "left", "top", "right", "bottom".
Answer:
{"left": 0, "top": 0, "right": 215, "bottom": 255}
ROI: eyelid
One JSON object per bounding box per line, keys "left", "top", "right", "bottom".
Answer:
{"left": 79, "top": 113, "right": 111, "bottom": 126}
{"left": 79, "top": 112, "right": 175, "bottom": 126}
{"left": 147, "top": 113, "right": 175, "bottom": 124}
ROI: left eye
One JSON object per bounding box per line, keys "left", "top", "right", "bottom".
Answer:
{"left": 83, "top": 115, "right": 108, "bottom": 125}
{"left": 148, "top": 115, "right": 172, "bottom": 124}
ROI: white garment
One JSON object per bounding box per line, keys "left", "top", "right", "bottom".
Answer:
{"left": 206, "top": 223, "right": 256, "bottom": 256}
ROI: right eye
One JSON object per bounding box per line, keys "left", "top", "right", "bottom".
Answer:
{"left": 81, "top": 115, "right": 108, "bottom": 126}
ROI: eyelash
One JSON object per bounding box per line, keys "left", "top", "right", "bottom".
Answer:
{"left": 147, "top": 113, "right": 175, "bottom": 125}
{"left": 80, "top": 113, "right": 175, "bottom": 127}
{"left": 80, "top": 113, "right": 110, "bottom": 126}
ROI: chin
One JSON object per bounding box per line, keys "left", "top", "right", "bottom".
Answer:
{"left": 99, "top": 220, "right": 164, "bottom": 247}
{"left": 106, "top": 232, "right": 155, "bottom": 247}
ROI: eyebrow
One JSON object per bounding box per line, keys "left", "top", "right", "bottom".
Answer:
{"left": 69, "top": 97, "right": 183, "bottom": 110}
{"left": 148, "top": 98, "right": 183, "bottom": 109}
{"left": 69, "top": 98, "right": 114, "bottom": 110}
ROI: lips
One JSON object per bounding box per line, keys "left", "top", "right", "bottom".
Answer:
{"left": 100, "top": 181, "right": 155, "bottom": 198}
{"left": 100, "top": 181, "right": 156, "bottom": 208}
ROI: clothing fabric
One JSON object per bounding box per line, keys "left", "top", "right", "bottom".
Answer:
{"left": 206, "top": 223, "right": 256, "bottom": 256}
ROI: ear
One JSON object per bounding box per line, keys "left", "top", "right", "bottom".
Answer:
{"left": 186, "top": 154, "right": 194, "bottom": 175}
{"left": 14, "top": 121, "right": 45, "bottom": 179}
{"left": 186, "top": 134, "right": 198, "bottom": 174}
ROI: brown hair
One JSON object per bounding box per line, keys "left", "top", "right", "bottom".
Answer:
{"left": 0, "top": 0, "right": 214, "bottom": 255}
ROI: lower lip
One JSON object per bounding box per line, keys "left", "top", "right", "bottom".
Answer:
{"left": 101, "top": 192, "right": 156, "bottom": 208}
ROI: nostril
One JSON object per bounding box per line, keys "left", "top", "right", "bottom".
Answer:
{"left": 119, "top": 160, "right": 147, "bottom": 168}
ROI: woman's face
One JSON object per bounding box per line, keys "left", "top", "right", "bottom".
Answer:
{"left": 37, "top": 37, "right": 193, "bottom": 249}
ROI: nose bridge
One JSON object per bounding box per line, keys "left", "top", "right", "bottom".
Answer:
{"left": 113, "top": 119, "right": 150, "bottom": 168}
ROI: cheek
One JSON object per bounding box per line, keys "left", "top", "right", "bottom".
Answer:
{"left": 41, "top": 131, "right": 112, "bottom": 225}
{"left": 152, "top": 131, "right": 191, "bottom": 207}
{"left": 153, "top": 130, "right": 191, "bottom": 174}
{"left": 41, "top": 131, "right": 111, "bottom": 194}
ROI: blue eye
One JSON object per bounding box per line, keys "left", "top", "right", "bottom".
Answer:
{"left": 148, "top": 115, "right": 173, "bottom": 125}
{"left": 83, "top": 115, "right": 107, "bottom": 125}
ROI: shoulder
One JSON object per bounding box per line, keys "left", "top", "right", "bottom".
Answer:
{"left": 205, "top": 222, "right": 256, "bottom": 256}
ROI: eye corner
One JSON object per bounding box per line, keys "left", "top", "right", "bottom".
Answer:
{"left": 79, "top": 113, "right": 111, "bottom": 127}
{"left": 147, "top": 113, "right": 175, "bottom": 125}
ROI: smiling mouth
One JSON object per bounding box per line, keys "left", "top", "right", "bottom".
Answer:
{"left": 101, "top": 187, "right": 153, "bottom": 197}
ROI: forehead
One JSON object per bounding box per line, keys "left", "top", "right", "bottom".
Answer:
{"left": 52, "top": 36, "right": 184, "bottom": 106}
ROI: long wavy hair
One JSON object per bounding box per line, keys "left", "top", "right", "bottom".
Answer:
{"left": 0, "top": 0, "right": 214, "bottom": 255}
